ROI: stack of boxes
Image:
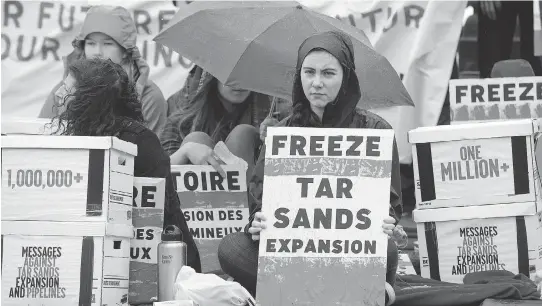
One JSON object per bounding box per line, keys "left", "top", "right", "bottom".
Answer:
{"left": 1, "top": 135, "right": 137, "bottom": 305}
{"left": 408, "top": 119, "right": 542, "bottom": 283}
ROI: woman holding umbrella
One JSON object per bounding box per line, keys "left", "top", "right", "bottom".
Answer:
{"left": 218, "top": 31, "right": 402, "bottom": 305}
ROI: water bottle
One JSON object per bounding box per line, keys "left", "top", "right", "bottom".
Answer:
{"left": 158, "top": 225, "right": 187, "bottom": 301}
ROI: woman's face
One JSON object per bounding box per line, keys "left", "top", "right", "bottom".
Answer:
{"left": 300, "top": 50, "right": 344, "bottom": 113}
{"left": 217, "top": 81, "right": 251, "bottom": 104}
{"left": 84, "top": 32, "right": 125, "bottom": 64}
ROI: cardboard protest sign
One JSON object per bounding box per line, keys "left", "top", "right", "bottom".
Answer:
{"left": 171, "top": 165, "right": 249, "bottom": 273}
{"left": 449, "top": 77, "right": 542, "bottom": 124}
{"left": 410, "top": 119, "right": 542, "bottom": 209}
{"left": 256, "top": 127, "right": 394, "bottom": 306}
{"left": 414, "top": 202, "right": 542, "bottom": 283}
{"left": 1, "top": 221, "right": 132, "bottom": 306}
{"left": 129, "top": 177, "right": 165, "bottom": 305}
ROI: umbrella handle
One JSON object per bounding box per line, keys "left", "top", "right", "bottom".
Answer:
{"left": 268, "top": 97, "right": 278, "bottom": 118}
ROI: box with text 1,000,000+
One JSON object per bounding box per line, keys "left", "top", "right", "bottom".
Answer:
{"left": 1, "top": 135, "right": 137, "bottom": 224}
{"left": 1, "top": 220, "right": 133, "bottom": 306}
{"left": 409, "top": 119, "right": 542, "bottom": 209}
{"left": 414, "top": 202, "right": 542, "bottom": 283}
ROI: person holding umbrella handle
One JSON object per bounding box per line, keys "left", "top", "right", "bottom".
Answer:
{"left": 218, "top": 31, "right": 402, "bottom": 306}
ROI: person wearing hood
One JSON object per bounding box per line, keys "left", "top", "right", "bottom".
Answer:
{"left": 161, "top": 71, "right": 291, "bottom": 179}
{"left": 217, "top": 31, "right": 402, "bottom": 305}
{"left": 38, "top": 5, "right": 168, "bottom": 135}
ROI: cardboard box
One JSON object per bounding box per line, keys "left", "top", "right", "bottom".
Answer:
{"left": 1, "top": 117, "right": 55, "bottom": 135}
{"left": 153, "top": 301, "right": 195, "bottom": 306}
{"left": 1, "top": 220, "right": 133, "bottom": 306}
{"left": 449, "top": 77, "right": 542, "bottom": 124}
{"left": 171, "top": 165, "right": 249, "bottom": 274}
{"left": 1, "top": 136, "right": 137, "bottom": 224}
{"left": 409, "top": 119, "right": 542, "bottom": 209}
{"left": 414, "top": 202, "right": 542, "bottom": 283}
{"left": 129, "top": 177, "right": 166, "bottom": 305}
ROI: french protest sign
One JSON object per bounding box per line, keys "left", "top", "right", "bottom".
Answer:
{"left": 129, "top": 177, "right": 165, "bottom": 305}
{"left": 449, "top": 77, "right": 542, "bottom": 124}
{"left": 171, "top": 165, "right": 249, "bottom": 273}
{"left": 256, "top": 127, "right": 394, "bottom": 306}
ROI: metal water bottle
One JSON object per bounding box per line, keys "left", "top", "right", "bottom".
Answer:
{"left": 158, "top": 225, "right": 187, "bottom": 301}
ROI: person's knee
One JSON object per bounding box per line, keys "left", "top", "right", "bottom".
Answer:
{"left": 182, "top": 131, "right": 214, "bottom": 148}
{"left": 218, "top": 232, "right": 251, "bottom": 263}
{"left": 227, "top": 124, "right": 259, "bottom": 142}
{"left": 225, "top": 124, "right": 260, "bottom": 164}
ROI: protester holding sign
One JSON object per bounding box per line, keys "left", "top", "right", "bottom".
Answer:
{"left": 38, "top": 5, "right": 168, "bottom": 135}
{"left": 49, "top": 57, "right": 202, "bottom": 273}
{"left": 161, "top": 72, "right": 289, "bottom": 178}
{"left": 218, "top": 31, "right": 402, "bottom": 301}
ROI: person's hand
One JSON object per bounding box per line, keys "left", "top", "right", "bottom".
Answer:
{"left": 248, "top": 212, "right": 267, "bottom": 241}
{"left": 382, "top": 216, "right": 396, "bottom": 238}
{"left": 260, "top": 114, "right": 280, "bottom": 141}
{"left": 480, "top": 0, "right": 501, "bottom": 20}
{"left": 182, "top": 142, "right": 226, "bottom": 177}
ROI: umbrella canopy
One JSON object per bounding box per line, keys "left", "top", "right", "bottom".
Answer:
{"left": 154, "top": 1, "right": 414, "bottom": 109}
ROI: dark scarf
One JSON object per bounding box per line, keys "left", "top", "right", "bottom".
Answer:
{"left": 289, "top": 31, "right": 362, "bottom": 128}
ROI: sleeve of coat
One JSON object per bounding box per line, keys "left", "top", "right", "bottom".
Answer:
{"left": 38, "top": 81, "right": 63, "bottom": 119}
{"left": 372, "top": 117, "right": 403, "bottom": 224}
{"left": 141, "top": 81, "right": 168, "bottom": 136}
{"left": 389, "top": 137, "right": 403, "bottom": 224}
{"left": 244, "top": 144, "right": 266, "bottom": 235}
{"left": 131, "top": 128, "right": 202, "bottom": 272}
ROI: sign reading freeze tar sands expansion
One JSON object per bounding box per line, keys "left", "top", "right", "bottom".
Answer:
{"left": 256, "top": 127, "right": 394, "bottom": 306}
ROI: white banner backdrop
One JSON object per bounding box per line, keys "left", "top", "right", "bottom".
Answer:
{"left": 0, "top": 0, "right": 467, "bottom": 162}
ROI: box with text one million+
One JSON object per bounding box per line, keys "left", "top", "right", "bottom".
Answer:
{"left": 413, "top": 202, "right": 542, "bottom": 283}
{"left": 129, "top": 177, "right": 166, "bottom": 305}
{"left": 1, "top": 135, "right": 137, "bottom": 224}
{"left": 1, "top": 220, "right": 133, "bottom": 306}
{"left": 409, "top": 119, "right": 542, "bottom": 210}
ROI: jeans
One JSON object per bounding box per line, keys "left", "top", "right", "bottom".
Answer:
{"left": 218, "top": 232, "right": 399, "bottom": 296}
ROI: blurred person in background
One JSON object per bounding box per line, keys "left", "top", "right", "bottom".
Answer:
{"left": 39, "top": 5, "right": 168, "bottom": 135}
{"left": 476, "top": 0, "right": 542, "bottom": 77}
{"left": 161, "top": 71, "right": 291, "bottom": 180}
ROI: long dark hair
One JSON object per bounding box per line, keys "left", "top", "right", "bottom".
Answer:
{"left": 50, "top": 58, "right": 144, "bottom": 136}
{"left": 174, "top": 74, "right": 252, "bottom": 142}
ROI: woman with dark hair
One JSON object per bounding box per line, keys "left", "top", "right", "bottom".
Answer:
{"left": 40, "top": 5, "right": 167, "bottom": 135}
{"left": 218, "top": 31, "right": 402, "bottom": 305}
{"left": 160, "top": 71, "right": 291, "bottom": 178}
{"left": 51, "top": 57, "right": 202, "bottom": 273}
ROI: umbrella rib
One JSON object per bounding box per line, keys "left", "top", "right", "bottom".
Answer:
{"left": 300, "top": 9, "right": 320, "bottom": 33}
{"left": 234, "top": 7, "right": 319, "bottom": 69}
{"left": 230, "top": 8, "right": 299, "bottom": 79}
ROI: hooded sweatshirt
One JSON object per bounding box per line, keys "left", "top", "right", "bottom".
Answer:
{"left": 244, "top": 31, "right": 403, "bottom": 233}
{"left": 38, "top": 6, "right": 167, "bottom": 135}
